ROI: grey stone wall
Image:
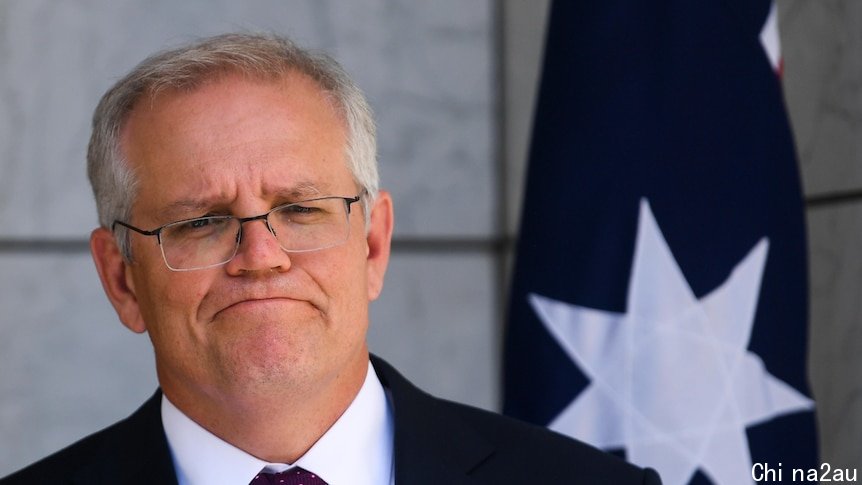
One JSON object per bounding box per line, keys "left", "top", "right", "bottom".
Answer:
{"left": 781, "top": 0, "right": 862, "bottom": 470}
{"left": 0, "top": 0, "right": 497, "bottom": 474}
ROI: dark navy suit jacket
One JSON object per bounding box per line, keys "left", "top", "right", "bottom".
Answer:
{"left": 2, "top": 356, "right": 661, "bottom": 484}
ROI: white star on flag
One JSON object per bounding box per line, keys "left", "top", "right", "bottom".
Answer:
{"left": 529, "top": 199, "right": 814, "bottom": 485}
{"left": 759, "top": 1, "right": 781, "bottom": 72}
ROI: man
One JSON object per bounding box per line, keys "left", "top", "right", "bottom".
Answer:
{"left": 2, "top": 33, "right": 661, "bottom": 484}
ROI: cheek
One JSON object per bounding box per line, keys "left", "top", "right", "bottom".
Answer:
{"left": 132, "top": 268, "right": 210, "bottom": 338}
{"left": 309, "top": 243, "right": 369, "bottom": 323}
{"left": 336, "top": 242, "right": 370, "bottom": 297}
{"left": 335, "top": 249, "right": 372, "bottom": 338}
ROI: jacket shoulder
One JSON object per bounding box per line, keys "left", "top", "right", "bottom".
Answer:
{"left": 1, "top": 425, "right": 115, "bottom": 483}
{"left": 0, "top": 391, "right": 176, "bottom": 485}
{"left": 371, "top": 355, "right": 660, "bottom": 484}
{"left": 443, "top": 399, "right": 660, "bottom": 483}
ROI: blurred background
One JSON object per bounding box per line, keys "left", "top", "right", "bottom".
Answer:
{"left": 0, "top": 0, "right": 858, "bottom": 477}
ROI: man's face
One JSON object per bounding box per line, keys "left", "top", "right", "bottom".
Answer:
{"left": 94, "top": 72, "right": 392, "bottom": 408}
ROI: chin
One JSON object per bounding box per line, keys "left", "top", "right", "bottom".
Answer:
{"left": 216, "top": 353, "right": 315, "bottom": 398}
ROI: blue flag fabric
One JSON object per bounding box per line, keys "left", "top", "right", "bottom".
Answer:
{"left": 502, "top": 1, "right": 817, "bottom": 484}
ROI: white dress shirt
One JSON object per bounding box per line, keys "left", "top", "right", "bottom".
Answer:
{"left": 162, "top": 361, "right": 395, "bottom": 485}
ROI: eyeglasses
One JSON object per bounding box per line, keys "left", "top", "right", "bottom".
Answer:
{"left": 113, "top": 194, "right": 363, "bottom": 271}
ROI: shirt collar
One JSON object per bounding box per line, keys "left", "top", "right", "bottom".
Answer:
{"left": 162, "top": 360, "right": 394, "bottom": 485}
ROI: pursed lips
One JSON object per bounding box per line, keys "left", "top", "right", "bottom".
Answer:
{"left": 202, "top": 278, "right": 327, "bottom": 322}
{"left": 214, "top": 296, "right": 309, "bottom": 319}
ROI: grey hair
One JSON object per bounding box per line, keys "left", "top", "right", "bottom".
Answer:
{"left": 87, "top": 32, "right": 378, "bottom": 260}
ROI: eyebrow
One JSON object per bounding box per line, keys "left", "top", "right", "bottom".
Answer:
{"left": 158, "top": 198, "right": 220, "bottom": 222}
{"left": 267, "top": 182, "right": 326, "bottom": 201}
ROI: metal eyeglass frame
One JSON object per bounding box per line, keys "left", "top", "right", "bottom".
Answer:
{"left": 112, "top": 194, "right": 363, "bottom": 271}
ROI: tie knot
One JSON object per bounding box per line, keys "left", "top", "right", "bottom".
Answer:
{"left": 250, "top": 467, "right": 328, "bottom": 485}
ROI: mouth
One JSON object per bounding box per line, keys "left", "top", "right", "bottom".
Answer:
{"left": 214, "top": 297, "right": 311, "bottom": 320}
{"left": 202, "top": 278, "right": 326, "bottom": 323}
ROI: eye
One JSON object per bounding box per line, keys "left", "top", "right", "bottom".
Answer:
{"left": 178, "top": 217, "right": 225, "bottom": 231}
{"left": 166, "top": 216, "right": 232, "bottom": 239}
{"left": 287, "top": 205, "right": 318, "bottom": 214}
{"left": 189, "top": 218, "right": 212, "bottom": 228}
{"left": 271, "top": 201, "right": 332, "bottom": 227}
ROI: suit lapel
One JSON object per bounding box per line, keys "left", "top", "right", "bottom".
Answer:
{"left": 371, "top": 356, "right": 494, "bottom": 485}
{"left": 72, "top": 391, "right": 178, "bottom": 485}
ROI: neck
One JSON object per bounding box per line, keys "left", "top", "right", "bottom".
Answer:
{"left": 161, "top": 351, "right": 369, "bottom": 463}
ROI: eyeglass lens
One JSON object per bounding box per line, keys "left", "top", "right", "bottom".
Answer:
{"left": 158, "top": 197, "right": 351, "bottom": 271}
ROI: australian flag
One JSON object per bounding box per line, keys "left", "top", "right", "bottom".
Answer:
{"left": 502, "top": 1, "right": 818, "bottom": 484}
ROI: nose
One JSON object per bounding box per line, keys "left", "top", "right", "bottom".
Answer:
{"left": 224, "top": 217, "right": 291, "bottom": 275}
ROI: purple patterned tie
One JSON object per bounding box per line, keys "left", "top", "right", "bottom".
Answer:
{"left": 249, "top": 467, "right": 328, "bottom": 485}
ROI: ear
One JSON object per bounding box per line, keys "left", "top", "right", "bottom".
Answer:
{"left": 90, "top": 227, "right": 147, "bottom": 334}
{"left": 365, "top": 190, "right": 393, "bottom": 301}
